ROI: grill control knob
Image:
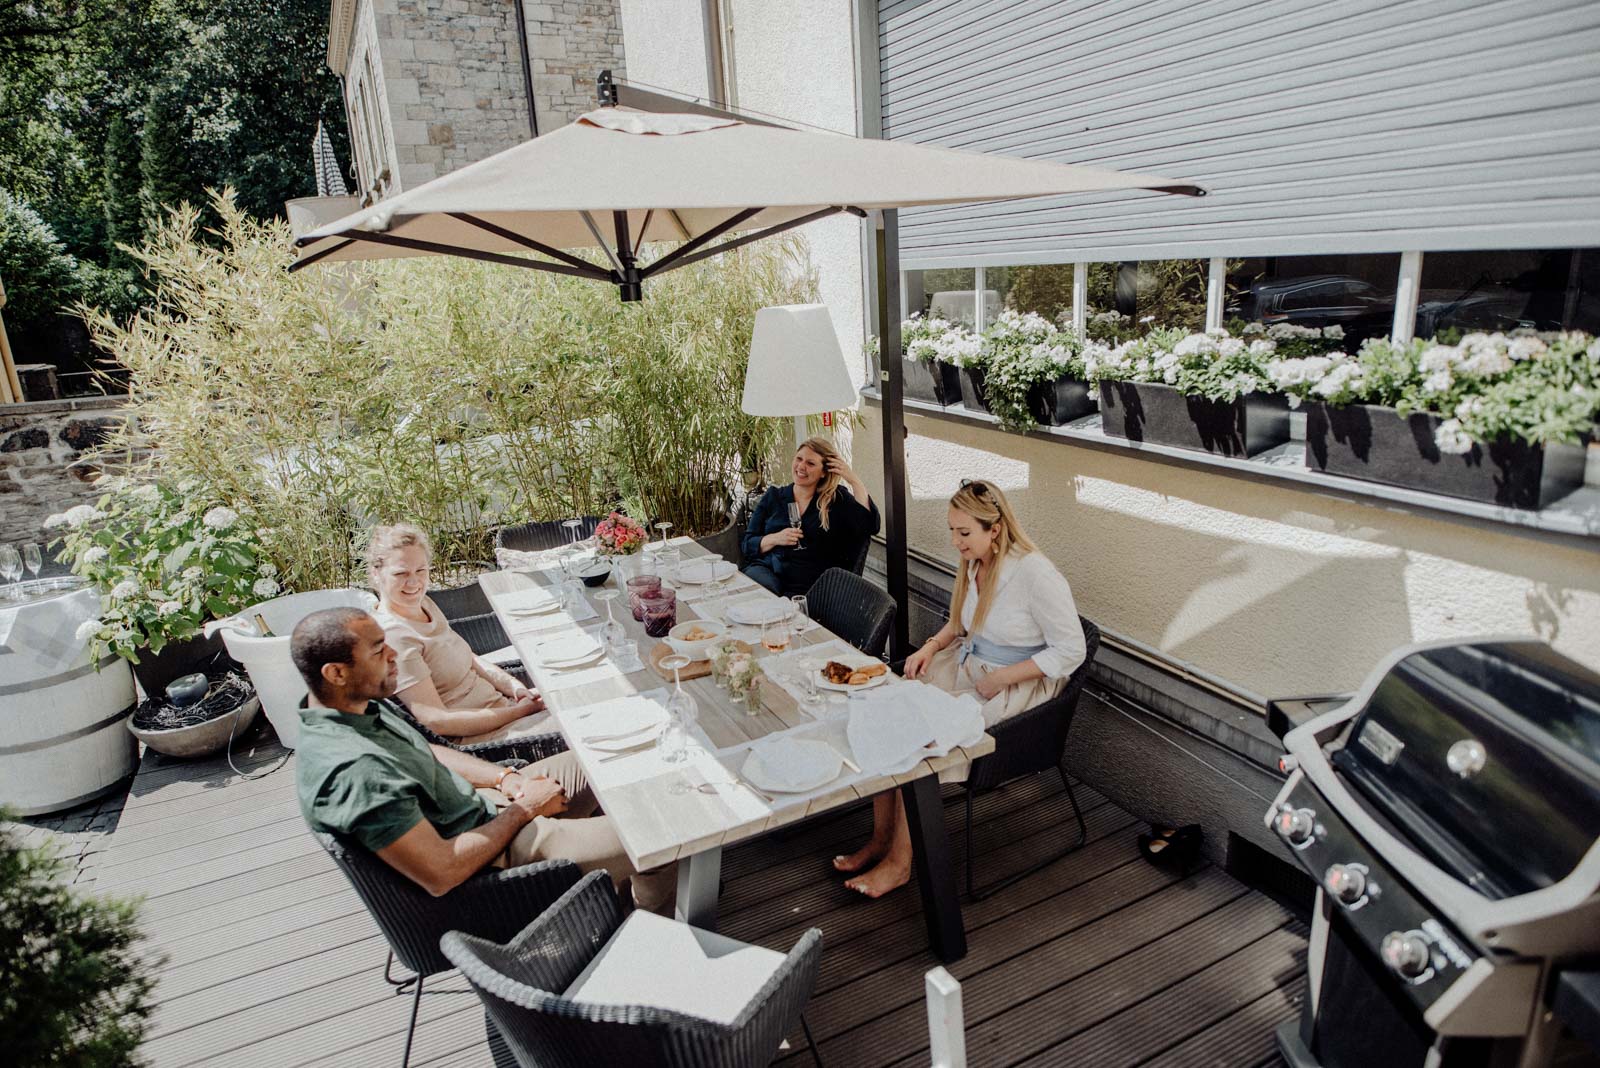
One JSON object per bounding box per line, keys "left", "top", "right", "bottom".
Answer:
{"left": 1324, "top": 864, "right": 1368, "bottom": 904}
{"left": 1381, "top": 931, "right": 1432, "bottom": 979}
{"left": 1274, "top": 806, "right": 1316, "bottom": 846}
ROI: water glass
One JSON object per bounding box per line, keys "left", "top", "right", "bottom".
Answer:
{"left": 22, "top": 543, "right": 42, "bottom": 580}
{"left": 626, "top": 574, "right": 662, "bottom": 621}
{"left": 761, "top": 613, "right": 791, "bottom": 653}
{"left": 639, "top": 588, "right": 678, "bottom": 638}
{"left": 798, "top": 653, "right": 825, "bottom": 712}
{"left": 594, "top": 588, "right": 625, "bottom": 653}
{"left": 0, "top": 545, "right": 20, "bottom": 599}
{"left": 659, "top": 654, "right": 696, "bottom": 769}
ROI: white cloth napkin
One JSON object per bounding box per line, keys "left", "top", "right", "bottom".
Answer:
{"left": 0, "top": 586, "right": 103, "bottom": 674}
{"left": 844, "top": 680, "right": 983, "bottom": 774}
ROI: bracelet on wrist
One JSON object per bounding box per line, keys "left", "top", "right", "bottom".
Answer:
{"left": 493, "top": 767, "right": 516, "bottom": 790}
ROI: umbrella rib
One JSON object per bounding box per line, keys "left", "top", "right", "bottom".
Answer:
{"left": 632, "top": 210, "right": 654, "bottom": 257}
{"left": 648, "top": 206, "right": 857, "bottom": 277}
{"left": 288, "top": 238, "right": 358, "bottom": 273}
{"left": 580, "top": 211, "right": 626, "bottom": 276}
{"left": 447, "top": 213, "right": 609, "bottom": 273}
{"left": 328, "top": 230, "right": 613, "bottom": 279}
{"left": 641, "top": 207, "right": 763, "bottom": 278}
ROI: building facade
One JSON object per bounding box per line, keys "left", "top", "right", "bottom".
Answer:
{"left": 326, "top": 0, "right": 626, "bottom": 199}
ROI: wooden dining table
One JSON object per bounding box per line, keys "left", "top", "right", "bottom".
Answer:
{"left": 479, "top": 538, "right": 992, "bottom": 963}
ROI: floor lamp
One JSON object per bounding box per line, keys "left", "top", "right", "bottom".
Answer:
{"left": 742, "top": 303, "right": 857, "bottom": 448}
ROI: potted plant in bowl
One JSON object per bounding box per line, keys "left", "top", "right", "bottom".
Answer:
{"left": 1268, "top": 330, "right": 1597, "bottom": 508}
{"left": 48, "top": 478, "right": 278, "bottom": 699}
{"left": 1086, "top": 326, "right": 1292, "bottom": 457}
{"left": 978, "top": 309, "right": 1096, "bottom": 431}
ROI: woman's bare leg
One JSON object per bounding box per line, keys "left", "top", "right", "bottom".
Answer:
{"left": 844, "top": 792, "right": 913, "bottom": 897}
{"left": 833, "top": 793, "right": 897, "bottom": 873}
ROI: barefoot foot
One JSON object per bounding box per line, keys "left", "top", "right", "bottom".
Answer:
{"left": 844, "top": 858, "right": 912, "bottom": 899}
{"left": 832, "top": 839, "right": 888, "bottom": 874}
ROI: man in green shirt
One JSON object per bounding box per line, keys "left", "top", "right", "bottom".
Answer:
{"left": 292, "top": 606, "right": 671, "bottom": 909}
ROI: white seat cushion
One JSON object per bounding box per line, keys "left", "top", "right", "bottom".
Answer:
{"left": 563, "top": 911, "right": 786, "bottom": 1025}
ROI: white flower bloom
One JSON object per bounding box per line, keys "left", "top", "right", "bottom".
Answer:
{"left": 1138, "top": 315, "right": 1155, "bottom": 324}
{"left": 1434, "top": 418, "right": 1475, "bottom": 455}
{"left": 1241, "top": 322, "right": 1265, "bottom": 336}
{"left": 1248, "top": 339, "right": 1277, "bottom": 358}
{"left": 1419, "top": 346, "right": 1460, "bottom": 373}
{"left": 1267, "top": 323, "right": 1296, "bottom": 340}
{"left": 81, "top": 546, "right": 109, "bottom": 566}
{"left": 110, "top": 579, "right": 141, "bottom": 600}
{"left": 157, "top": 600, "right": 184, "bottom": 616}
{"left": 1507, "top": 336, "right": 1546, "bottom": 362}
{"left": 75, "top": 618, "right": 105, "bottom": 642}
{"left": 1217, "top": 337, "right": 1246, "bottom": 358}
{"left": 1457, "top": 347, "right": 1511, "bottom": 377}
{"left": 1454, "top": 397, "right": 1486, "bottom": 420}
{"left": 1287, "top": 394, "right": 1302, "bottom": 409}
{"left": 1322, "top": 325, "right": 1344, "bottom": 340}
{"left": 259, "top": 562, "right": 277, "bottom": 577}
{"left": 131, "top": 484, "right": 161, "bottom": 504}
{"left": 202, "top": 506, "right": 239, "bottom": 530}
{"left": 1422, "top": 368, "right": 1454, "bottom": 394}
{"left": 1312, "top": 362, "right": 1365, "bottom": 398}
{"left": 1173, "top": 333, "right": 1214, "bottom": 356}
{"left": 252, "top": 577, "right": 280, "bottom": 599}
{"left": 1163, "top": 366, "right": 1178, "bottom": 384}
{"left": 64, "top": 504, "right": 103, "bottom": 528}
{"left": 43, "top": 512, "right": 69, "bottom": 529}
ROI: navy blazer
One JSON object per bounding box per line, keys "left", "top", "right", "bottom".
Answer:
{"left": 740, "top": 484, "right": 880, "bottom": 596}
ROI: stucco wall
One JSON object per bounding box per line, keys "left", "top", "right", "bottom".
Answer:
{"left": 851, "top": 408, "right": 1600, "bottom": 695}
{"left": 615, "top": 0, "right": 710, "bottom": 100}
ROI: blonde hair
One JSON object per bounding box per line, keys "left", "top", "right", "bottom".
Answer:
{"left": 946, "top": 480, "right": 1037, "bottom": 639}
{"left": 796, "top": 436, "right": 843, "bottom": 531}
{"left": 365, "top": 523, "right": 432, "bottom": 585}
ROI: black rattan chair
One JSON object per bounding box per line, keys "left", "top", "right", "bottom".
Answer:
{"left": 960, "top": 618, "right": 1101, "bottom": 901}
{"left": 431, "top": 580, "right": 493, "bottom": 620}
{"left": 496, "top": 517, "right": 602, "bottom": 553}
{"left": 313, "top": 834, "right": 583, "bottom": 1068}
{"left": 804, "top": 567, "right": 895, "bottom": 658}
{"left": 450, "top": 610, "right": 517, "bottom": 659}
{"left": 442, "top": 871, "right": 825, "bottom": 1068}
{"left": 388, "top": 697, "right": 567, "bottom": 770}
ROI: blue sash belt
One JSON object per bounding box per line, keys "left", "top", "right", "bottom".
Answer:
{"left": 959, "top": 636, "right": 1046, "bottom": 668}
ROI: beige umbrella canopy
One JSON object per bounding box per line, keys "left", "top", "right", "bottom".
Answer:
{"left": 292, "top": 103, "right": 1202, "bottom": 301}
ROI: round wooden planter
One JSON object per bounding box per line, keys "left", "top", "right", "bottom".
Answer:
{"left": 0, "top": 650, "right": 137, "bottom": 816}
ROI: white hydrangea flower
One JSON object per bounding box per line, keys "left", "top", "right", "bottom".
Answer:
{"left": 252, "top": 577, "right": 281, "bottom": 599}
{"left": 43, "top": 512, "right": 69, "bottom": 529}
{"left": 1322, "top": 325, "right": 1344, "bottom": 340}
{"left": 131, "top": 484, "right": 161, "bottom": 504}
{"left": 157, "top": 600, "right": 184, "bottom": 616}
{"left": 81, "top": 546, "right": 109, "bottom": 566}
{"left": 110, "top": 579, "right": 141, "bottom": 600}
{"left": 1507, "top": 336, "right": 1546, "bottom": 362}
{"left": 202, "top": 506, "right": 239, "bottom": 530}
{"left": 259, "top": 562, "right": 277, "bottom": 577}
{"left": 75, "top": 618, "right": 105, "bottom": 642}
{"left": 1422, "top": 369, "right": 1454, "bottom": 394}
{"left": 64, "top": 504, "right": 103, "bottom": 528}
{"left": 1419, "top": 346, "right": 1460, "bottom": 373}
{"left": 1434, "top": 418, "right": 1475, "bottom": 455}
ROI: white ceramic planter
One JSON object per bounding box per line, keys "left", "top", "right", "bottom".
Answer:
{"left": 210, "top": 588, "right": 374, "bottom": 750}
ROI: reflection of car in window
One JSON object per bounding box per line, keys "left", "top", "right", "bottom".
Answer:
{"left": 1228, "top": 274, "right": 1393, "bottom": 346}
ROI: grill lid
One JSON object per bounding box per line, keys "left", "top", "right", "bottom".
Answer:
{"left": 1330, "top": 641, "right": 1600, "bottom": 900}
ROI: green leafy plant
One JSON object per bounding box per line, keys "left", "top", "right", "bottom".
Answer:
{"left": 0, "top": 809, "right": 159, "bottom": 1066}
{"left": 1083, "top": 326, "right": 1279, "bottom": 402}
{"left": 977, "top": 309, "right": 1081, "bottom": 431}
{"left": 47, "top": 477, "right": 275, "bottom": 664}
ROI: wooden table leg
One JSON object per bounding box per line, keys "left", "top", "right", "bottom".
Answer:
{"left": 675, "top": 846, "right": 722, "bottom": 931}
{"left": 902, "top": 775, "right": 967, "bottom": 962}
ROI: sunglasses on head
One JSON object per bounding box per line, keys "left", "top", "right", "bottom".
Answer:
{"left": 959, "top": 478, "right": 991, "bottom": 498}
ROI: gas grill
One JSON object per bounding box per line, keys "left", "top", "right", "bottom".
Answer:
{"left": 1266, "top": 638, "right": 1600, "bottom": 1068}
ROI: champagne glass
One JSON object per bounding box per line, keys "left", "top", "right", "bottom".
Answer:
{"left": 789, "top": 594, "right": 808, "bottom": 627}
{"left": 594, "top": 588, "right": 625, "bottom": 654}
{"left": 786, "top": 502, "right": 804, "bottom": 547}
{"left": 659, "top": 654, "right": 698, "bottom": 778}
{"left": 0, "top": 545, "right": 20, "bottom": 600}
{"left": 23, "top": 543, "right": 42, "bottom": 581}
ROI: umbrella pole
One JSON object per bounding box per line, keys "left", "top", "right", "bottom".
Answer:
{"left": 875, "top": 210, "right": 910, "bottom": 659}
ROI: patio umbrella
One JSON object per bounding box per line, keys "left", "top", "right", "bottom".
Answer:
{"left": 290, "top": 75, "right": 1204, "bottom": 651}
{"left": 312, "top": 120, "right": 348, "bottom": 199}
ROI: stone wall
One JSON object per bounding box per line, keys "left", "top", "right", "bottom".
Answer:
{"left": 353, "top": 0, "right": 626, "bottom": 192}
{"left": 0, "top": 398, "right": 126, "bottom": 546}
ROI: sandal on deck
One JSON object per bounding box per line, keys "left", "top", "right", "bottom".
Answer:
{"left": 1138, "top": 824, "right": 1202, "bottom": 869}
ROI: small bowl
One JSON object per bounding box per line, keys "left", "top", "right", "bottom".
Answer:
{"left": 578, "top": 562, "right": 612, "bottom": 587}
{"left": 664, "top": 619, "right": 728, "bottom": 661}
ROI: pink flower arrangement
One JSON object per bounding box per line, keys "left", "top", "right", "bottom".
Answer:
{"left": 593, "top": 511, "right": 647, "bottom": 556}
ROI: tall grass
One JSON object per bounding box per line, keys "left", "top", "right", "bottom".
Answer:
{"left": 87, "top": 191, "right": 818, "bottom": 591}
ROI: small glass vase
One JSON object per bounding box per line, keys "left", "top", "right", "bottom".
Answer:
{"left": 738, "top": 681, "right": 764, "bottom": 717}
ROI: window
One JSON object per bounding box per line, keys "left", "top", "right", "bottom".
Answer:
{"left": 1414, "top": 249, "right": 1599, "bottom": 340}
{"left": 904, "top": 268, "right": 979, "bottom": 324}
{"left": 1229, "top": 254, "right": 1399, "bottom": 350}
{"left": 1085, "top": 259, "right": 1209, "bottom": 337}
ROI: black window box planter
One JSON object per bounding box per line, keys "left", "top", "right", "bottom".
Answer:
{"left": 1097, "top": 381, "right": 1290, "bottom": 458}
{"left": 871, "top": 353, "right": 961, "bottom": 406}
{"left": 1304, "top": 401, "right": 1588, "bottom": 510}
{"left": 1031, "top": 375, "right": 1097, "bottom": 426}
{"left": 958, "top": 366, "right": 990, "bottom": 413}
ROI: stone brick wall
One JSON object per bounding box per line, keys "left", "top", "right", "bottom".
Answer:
{"left": 0, "top": 398, "right": 126, "bottom": 546}
{"left": 347, "top": 0, "right": 626, "bottom": 192}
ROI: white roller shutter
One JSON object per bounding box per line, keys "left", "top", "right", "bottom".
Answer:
{"left": 876, "top": 0, "right": 1600, "bottom": 268}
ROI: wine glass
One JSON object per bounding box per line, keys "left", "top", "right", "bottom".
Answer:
{"left": 653, "top": 520, "right": 679, "bottom": 568}
{"left": 659, "top": 654, "right": 698, "bottom": 778}
{"left": 562, "top": 517, "right": 586, "bottom": 548}
{"left": 761, "top": 612, "right": 791, "bottom": 653}
{"left": 797, "top": 652, "right": 826, "bottom": 713}
{"left": 700, "top": 551, "right": 727, "bottom": 593}
{"left": 594, "top": 588, "right": 625, "bottom": 654}
{"left": 789, "top": 594, "right": 808, "bottom": 627}
{"left": 0, "top": 545, "right": 20, "bottom": 600}
{"left": 23, "top": 543, "right": 42, "bottom": 582}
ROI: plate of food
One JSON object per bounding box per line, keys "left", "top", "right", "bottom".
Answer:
{"left": 816, "top": 659, "right": 891, "bottom": 692}
{"left": 670, "top": 559, "right": 739, "bottom": 585}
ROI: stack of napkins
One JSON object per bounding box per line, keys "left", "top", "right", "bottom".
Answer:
{"left": 845, "top": 681, "right": 984, "bottom": 773}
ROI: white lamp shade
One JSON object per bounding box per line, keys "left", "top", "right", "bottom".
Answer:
{"left": 741, "top": 304, "right": 857, "bottom": 416}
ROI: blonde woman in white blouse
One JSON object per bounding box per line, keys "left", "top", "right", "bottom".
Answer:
{"left": 834, "top": 478, "right": 1086, "bottom": 897}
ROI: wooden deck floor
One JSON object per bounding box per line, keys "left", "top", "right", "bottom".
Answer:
{"left": 94, "top": 725, "right": 1305, "bottom": 1067}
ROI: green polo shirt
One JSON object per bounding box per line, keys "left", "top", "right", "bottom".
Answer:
{"left": 295, "top": 698, "right": 493, "bottom": 853}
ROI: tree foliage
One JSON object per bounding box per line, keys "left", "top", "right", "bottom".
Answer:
{"left": 0, "top": 811, "right": 159, "bottom": 1067}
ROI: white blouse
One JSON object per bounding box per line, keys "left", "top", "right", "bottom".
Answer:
{"left": 959, "top": 549, "right": 1087, "bottom": 680}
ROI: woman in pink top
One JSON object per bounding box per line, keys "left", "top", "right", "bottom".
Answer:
{"left": 367, "top": 524, "right": 551, "bottom": 743}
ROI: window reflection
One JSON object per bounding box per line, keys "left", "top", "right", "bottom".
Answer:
{"left": 1415, "top": 250, "right": 1599, "bottom": 339}
{"left": 1228, "top": 255, "right": 1399, "bottom": 350}
{"left": 904, "top": 269, "right": 983, "bottom": 325}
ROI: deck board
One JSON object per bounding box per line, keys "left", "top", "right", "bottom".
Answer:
{"left": 95, "top": 738, "right": 1306, "bottom": 1066}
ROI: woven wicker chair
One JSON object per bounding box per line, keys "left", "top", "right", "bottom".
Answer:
{"left": 430, "top": 580, "right": 493, "bottom": 620}
{"left": 496, "top": 517, "right": 602, "bottom": 553}
{"left": 313, "top": 835, "right": 582, "bottom": 1068}
{"left": 804, "top": 567, "right": 895, "bottom": 658}
{"left": 387, "top": 697, "right": 567, "bottom": 770}
{"left": 449, "top": 610, "right": 518, "bottom": 659}
{"left": 960, "top": 618, "right": 1101, "bottom": 900}
{"left": 443, "top": 871, "right": 825, "bottom": 1068}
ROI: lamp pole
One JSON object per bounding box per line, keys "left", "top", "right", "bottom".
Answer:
{"left": 875, "top": 210, "right": 909, "bottom": 660}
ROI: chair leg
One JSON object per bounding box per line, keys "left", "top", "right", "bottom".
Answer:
{"left": 383, "top": 950, "right": 417, "bottom": 992}
{"left": 401, "top": 972, "right": 424, "bottom": 1068}
{"left": 800, "top": 1012, "right": 826, "bottom": 1068}
{"left": 963, "top": 789, "right": 976, "bottom": 902}
{"left": 966, "top": 769, "right": 1090, "bottom": 902}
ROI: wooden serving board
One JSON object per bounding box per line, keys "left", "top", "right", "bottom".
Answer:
{"left": 648, "top": 639, "right": 753, "bottom": 682}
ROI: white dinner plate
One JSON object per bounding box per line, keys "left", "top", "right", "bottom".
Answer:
{"left": 741, "top": 738, "right": 842, "bottom": 793}
{"left": 670, "top": 559, "right": 739, "bottom": 585}
{"left": 725, "top": 599, "right": 794, "bottom": 626}
{"left": 535, "top": 635, "right": 604, "bottom": 667}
